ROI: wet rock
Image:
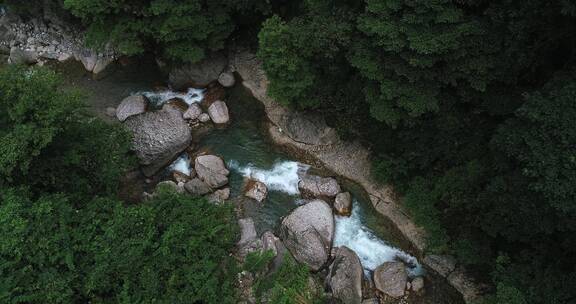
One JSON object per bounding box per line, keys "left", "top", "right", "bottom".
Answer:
{"left": 124, "top": 109, "right": 192, "bottom": 177}
{"left": 218, "top": 71, "right": 235, "bottom": 87}
{"left": 183, "top": 103, "right": 202, "bottom": 121}
{"left": 116, "top": 95, "right": 148, "bottom": 122}
{"left": 298, "top": 175, "right": 341, "bottom": 201}
{"left": 9, "top": 47, "right": 38, "bottom": 65}
{"left": 423, "top": 255, "right": 456, "bottom": 277}
{"left": 169, "top": 52, "right": 227, "bottom": 90}
{"left": 207, "top": 100, "right": 230, "bottom": 124}
{"left": 373, "top": 261, "right": 407, "bottom": 298}
{"left": 334, "top": 192, "right": 352, "bottom": 216}
{"left": 199, "top": 113, "right": 211, "bottom": 123}
{"left": 207, "top": 187, "right": 230, "bottom": 204}
{"left": 328, "top": 246, "right": 363, "bottom": 304}
{"left": 184, "top": 178, "right": 211, "bottom": 196}
{"left": 202, "top": 83, "right": 226, "bottom": 106}
{"left": 195, "top": 155, "right": 229, "bottom": 188}
{"left": 173, "top": 170, "right": 192, "bottom": 183}
{"left": 165, "top": 98, "right": 189, "bottom": 112}
{"left": 245, "top": 180, "right": 268, "bottom": 202}
{"left": 411, "top": 277, "right": 425, "bottom": 294}
{"left": 93, "top": 57, "right": 115, "bottom": 76}
{"left": 280, "top": 199, "right": 334, "bottom": 271}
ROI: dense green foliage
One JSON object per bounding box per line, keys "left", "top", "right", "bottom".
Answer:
{"left": 246, "top": 252, "right": 323, "bottom": 304}
{"left": 0, "top": 66, "right": 238, "bottom": 303}
{"left": 257, "top": 1, "right": 576, "bottom": 303}
{"left": 62, "top": 0, "right": 271, "bottom": 63}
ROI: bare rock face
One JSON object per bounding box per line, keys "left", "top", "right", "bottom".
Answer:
{"left": 373, "top": 262, "right": 408, "bottom": 298}
{"left": 245, "top": 180, "right": 268, "bottom": 202}
{"left": 298, "top": 175, "right": 341, "bottom": 201}
{"left": 218, "top": 71, "right": 236, "bottom": 87}
{"left": 184, "top": 178, "right": 211, "bottom": 196}
{"left": 280, "top": 200, "right": 334, "bottom": 271}
{"left": 195, "top": 155, "right": 230, "bottom": 188}
{"left": 207, "top": 100, "right": 230, "bottom": 124}
{"left": 334, "top": 192, "right": 352, "bottom": 216}
{"left": 183, "top": 103, "right": 202, "bottom": 121}
{"left": 169, "top": 52, "right": 227, "bottom": 90}
{"left": 124, "top": 109, "right": 192, "bottom": 177}
{"left": 328, "top": 246, "right": 363, "bottom": 304}
{"left": 423, "top": 255, "right": 456, "bottom": 278}
{"left": 116, "top": 95, "right": 148, "bottom": 122}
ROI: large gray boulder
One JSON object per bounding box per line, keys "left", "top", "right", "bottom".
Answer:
{"left": 169, "top": 52, "right": 227, "bottom": 90}
{"left": 124, "top": 109, "right": 192, "bottom": 177}
{"left": 277, "top": 111, "right": 339, "bottom": 146}
{"left": 373, "top": 262, "right": 408, "bottom": 298}
{"left": 116, "top": 95, "right": 148, "bottom": 122}
{"left": 206, "top": 187, "right": 230, "bottom": 204}
{"left": 298, "top": 175, "right": 341, "bottom": 201}
{"left": 334, "top": 192, "right": 352, "bottom": 216}
{"left": 195, "top": 155, "right": 229, "bottom": 188}
{"left": 423, "top": 255, "right": 456, "bottom": 277}
{"left": 280, "top": 200, "right": 334, "bottom": 271}
{"left": 238, "top": 218, "right": 263, "bottom": 259}
{"left": 328, "top": 247, "right": 363, "bottom": 304}
{"left": 207, "top": 100, "right": 230, "bottom": 124}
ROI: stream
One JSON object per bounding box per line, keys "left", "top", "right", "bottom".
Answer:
{"left": 56, "top": 59, "right": 464, "bottom": 304}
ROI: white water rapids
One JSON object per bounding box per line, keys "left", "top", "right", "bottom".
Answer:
{"left": 139, "top": 87, "right": 205, "bottom": 106}
{"left": 169, "top": 153, "right": 192, "bottom": 176}
{"left": 228, "top": 160, "right": 423, "bottom": 274}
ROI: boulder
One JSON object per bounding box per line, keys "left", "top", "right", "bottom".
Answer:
{"left": 165, "top": 98, "right": 189, "bottom": 112}
{"left": 334, "top": 192, "right": 352, "bottom": 216}
{"left": 76, "top": 51, "right": 98, "bottom": 72}
{"left": 9, "top": 47, "right": 38, "bottom": 65}
{"left": 411, "top": 276, "right": 425, "bottom": 294}
{"left": 277, "top": 111, "right": 339, "bottom": 146}
{"left": 195, "top": 155, "right": 229, "bottom": 188}
{"left": 280, "top": 200, "right": 334, "bottom": 271}
{"left": 183, "top": 103, "right": 202, "bottom": 121}
{"left": 184, "top": 178, "right": 211, "bottom": 196}
{"left": 261, "top": 231, "right": 279, "bottom": 256}
{"left": 373, "top": 261, "right": 408, "bottom": 298}
{"left": 92, "top": 57, "right": 115, "bottom": 75}
{"left": 207, "top": 100, "right": 230, "bottom": 124}
{"left": 207, "top": 187, "right": 230, "bottom": 204}
{"left": 218, "top": 71, "right": 235, "bottom": 87}
{"left": 124, "top": 109, "right": 192, "bottom": 177}
{"left": 238, "top": 218, "right": 258, "bottom": 247}
{"left": 116, "top": 95, "right": 148, "bottom": 122}
{"left": 172, "top": 171, "right": 192, "bottom": 183}
{"left": 298, "top": 175, "right": 341, "bottom": 201}
{"left": 169, "top": 52, "right": 227, "bottom": 90}
{"left": 202, "top": 83, "right": 226, "bottom": 106}
{"left": 199, "top": 113, "right": 211, "bottom": 123}
{"left": 245, "top": 180, "right": 268, "bottom": 202}
{"left": 328, "top": 246, "right": 363, "bottom": 304}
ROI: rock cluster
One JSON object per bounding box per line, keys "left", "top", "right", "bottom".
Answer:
{"left": 0, "top": 12, "right": 116, "bottom": 76}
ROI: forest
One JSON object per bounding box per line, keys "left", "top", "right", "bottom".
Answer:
{"left": 1, "top": 0, "right": 575, "bottom": 303}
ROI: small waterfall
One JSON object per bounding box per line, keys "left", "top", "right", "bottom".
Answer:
{"left": 139, "top": 88, "right": 204, "bottom": 106}
{"left": 169, "top": 153, "right": 191, "bottom": 176}
{"left": 334, "top": 201, "right": 424, "bottom": 277}
{"left": 228, "top": 160, "right": 309, "bottom": 195}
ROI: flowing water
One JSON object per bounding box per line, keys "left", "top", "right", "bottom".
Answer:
{"left": 57, "top": 59, "right": 464, "bottom": 303}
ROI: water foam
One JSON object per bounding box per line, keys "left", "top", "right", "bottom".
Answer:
{"left": 139, "top": 88, "right": 205, "bottom": 106}
{"left": 228, "top": 160, "right": 309, "bottom": 195}
{"left": 169, "top": 154, "right": 191, "bottom": 176}
{"left": 334, "top": 201, "right": 424, "bottom": 277}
